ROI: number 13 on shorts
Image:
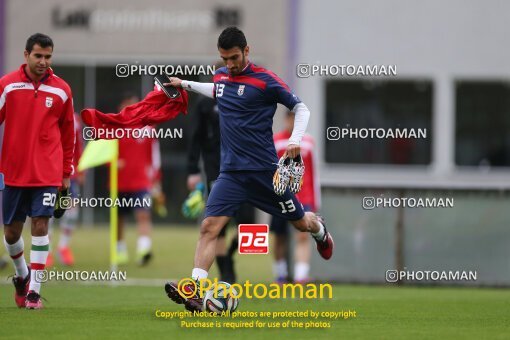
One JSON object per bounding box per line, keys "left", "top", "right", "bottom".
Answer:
{"left": 278, "top": 199, "right": 296, "bottom": 213}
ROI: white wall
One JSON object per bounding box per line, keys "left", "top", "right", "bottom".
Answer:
{"left": 296, "top": 0, "right": 510, "bottom": 188}
{"left": 5, "top": 0, "right": 289, "bottom": 77}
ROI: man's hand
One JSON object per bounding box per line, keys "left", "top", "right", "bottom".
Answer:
{"left": 62, "top": 177, "right": 70, "bottom": 190}
{"left": 187, "top": 174, "right": 202, "bottom": 191}
{"left": 164, "top": 77, "right": 183, "bottom": 88}
{"left": 285, "top": 144, "right": 301, "bottom": 159}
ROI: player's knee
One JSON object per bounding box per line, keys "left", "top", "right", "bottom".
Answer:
{"left": 304, "top": 211, "right": 317, "bottom": 223}
{"left": 200, "top": 218, "right": 223, "bottom": 239}
{"left": 3, "top": 227, "right": 21, "bottom": 244}
{"left": 31, "top": 217, "right": 49, "bottom": 236}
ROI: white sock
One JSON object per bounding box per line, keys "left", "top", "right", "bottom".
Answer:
{"left": 29, "top": 235, "right": 50, "bottom": 294}
{"left": 117, "top": 240, "right": 127, "bottom": 253}
{"left": 61, "top": 206, "right": 78, "bottom": 227}
{"left": 4, "top": 236, "right": 29, "bottom": 278}
{"left": 137, "top": 236, "right": 151, "bottom": 254}
{"left": 58, "top": 228, "right": 72, "bottom": 248}
{"left": 272, "top": 259, "right": 288, "bottom": 279}
{"left": 311, "top": 220, "right": 325, "bottom": 240}
{"left": 191, "top": 268, "right": 208, "bottom": 281}
{"left": 294, "top": 262, "right": 310, "bottom": 282}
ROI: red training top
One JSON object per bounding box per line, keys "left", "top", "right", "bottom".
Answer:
{"left": 0, "top": 64, "right": 75, "bottom": 187}
{"left": 118, "top": 126, "right": 161, "bottom": 192}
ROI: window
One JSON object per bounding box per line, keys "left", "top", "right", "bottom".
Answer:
{"left": 95, "top": 66, "right": 142, "bottom": 113}
{"left": 325, "top": 80, "right": 432, "bottom": 165}
{"left": 455, "top": 81, "right": 510, "bottom": 166}
{"left": 51, "top": 65, "right": 85, "bottom": 111}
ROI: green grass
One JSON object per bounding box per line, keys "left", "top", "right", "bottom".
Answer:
{"left": 2, "top": 224, "right": 273, "bottom": 281}
{"left": 1, "top": 226, "right": 509, "bottom": 339}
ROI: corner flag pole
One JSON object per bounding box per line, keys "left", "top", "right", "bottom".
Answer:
{"left": 110, "top": 140, "right": 119, "bottom": 272}
{"left": 78, "top": 138, "right": 120, "bottom": 272}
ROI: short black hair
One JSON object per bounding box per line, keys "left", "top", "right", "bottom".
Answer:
{"left": 217, "top": 26, "right": 247, "bottom": 50}
{"left": 25, "top": 33, "right": 54, "bottom": 53}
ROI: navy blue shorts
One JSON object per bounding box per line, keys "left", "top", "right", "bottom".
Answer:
{"left": 3, "top": 186, "right": 58, "bottom": 225}
{"left": 118, "top": 190, "right": 151, "bottom": 216}
{"left": 271, "top": 204, "right": 313, "bottom": 235}
{"left": 205, "top": 171, "right": 305, "bottom": 221}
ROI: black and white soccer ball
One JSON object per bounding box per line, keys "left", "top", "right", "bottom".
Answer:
{"left": 202, "top": 281, "right": 239, "bottom": 314}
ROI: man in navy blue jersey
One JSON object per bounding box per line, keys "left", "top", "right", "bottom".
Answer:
{"left": 164, "top": 27, "right": 334, "bottom": 311}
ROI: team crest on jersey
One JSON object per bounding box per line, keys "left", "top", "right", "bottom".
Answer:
{"left": 45, "top": 97, "right": 53, "bottom": 108}
{"left": 237, "top": 85, "right": 245, "bottom": 96}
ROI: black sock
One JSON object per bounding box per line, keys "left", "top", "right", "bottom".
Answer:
{"left": 216, "top": 255, "right": 236, "bottom": 283}
{"left": 227, "top": 238, "right": 238, "bottom": 257}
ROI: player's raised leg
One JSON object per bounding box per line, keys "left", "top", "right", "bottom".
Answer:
{"left": 248, "top": 171, "right": 334, "bottom": 260}
{"left": 290, "top": 212, "right": 334, "bottom": 260}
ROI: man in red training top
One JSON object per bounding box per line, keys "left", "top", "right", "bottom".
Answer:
{"left": 116, "top": 93, "right": 163, "bottom": 266}
{"left": 0, "top": 33, "right": 75, "bottom": 309}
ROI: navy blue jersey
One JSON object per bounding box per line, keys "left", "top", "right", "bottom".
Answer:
{"left": 213, "top": 63, "right": 301, "bottom": 172}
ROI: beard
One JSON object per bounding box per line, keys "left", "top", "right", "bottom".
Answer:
{"left": 229, "top": 54, "right": 247, "bottom": 76}
{"left": 30, "top": 64, "right": 47, "bottom": 75}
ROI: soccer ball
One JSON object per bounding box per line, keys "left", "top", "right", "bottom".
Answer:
{"left": 202, "top": 281, "right": 239, "bottom": 314}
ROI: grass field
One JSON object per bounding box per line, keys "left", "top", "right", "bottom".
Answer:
{"left": 1, "top": 225, "right": 509, "bottom": 339}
